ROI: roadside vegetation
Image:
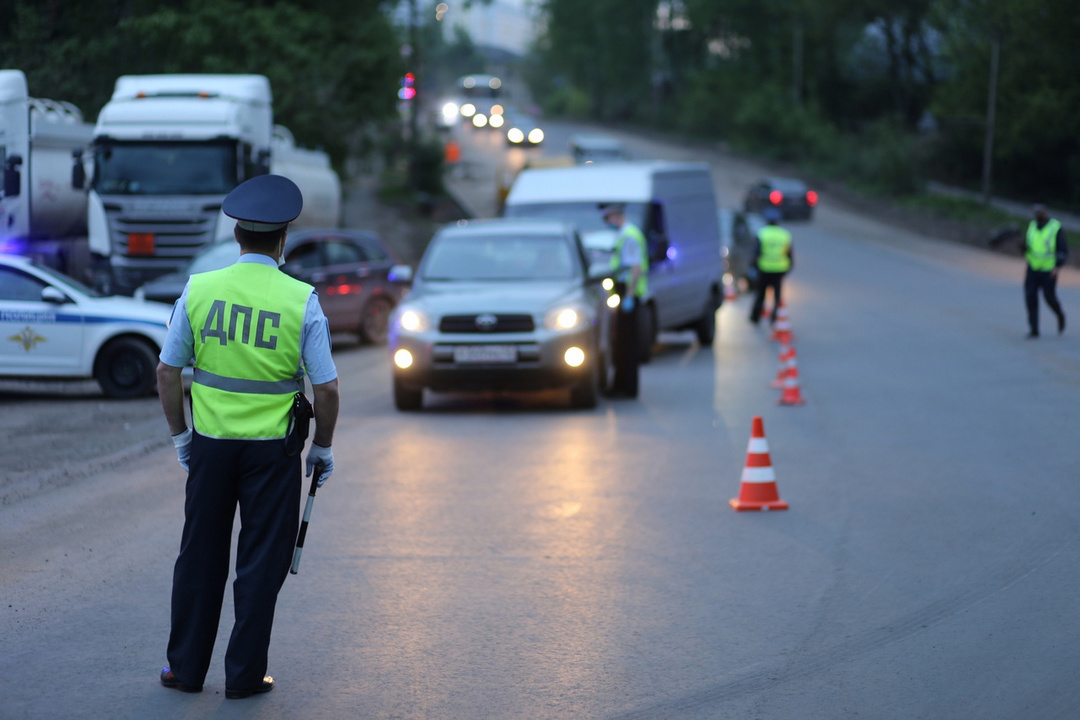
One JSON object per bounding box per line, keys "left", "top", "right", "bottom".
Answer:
{"left": 523, "top": 0, "right": 1080, "bottom": 228}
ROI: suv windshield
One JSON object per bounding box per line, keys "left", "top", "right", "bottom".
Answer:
{"left": 423, "top": 234, "right": 578, "bottom": 281}
{"left": 93, "top": 140, "right": 238, "bottom": 195}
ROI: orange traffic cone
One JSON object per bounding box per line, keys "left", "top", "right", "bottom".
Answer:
{"left": 730, "top": 416, "right": 788, "bottom": 511}
{"left": 777, "top": 358, "right": 805, "bottom": 405}
{"left": 724, "top": 280, "right": 738, "bottom": 302}
{"left": 771, "top": 344, "right": 796, "bottom": 388}
{"left": 770, "top": 301, "right": 793, "bottom": 344}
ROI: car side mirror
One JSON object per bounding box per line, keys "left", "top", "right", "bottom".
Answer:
{"left": 41, "top": 286, "right": 69, "bottom": 304}
{"left": 4, "top": 153, "right": 22, "bottom": 197}
{"left": 71, "top": 149, "right": 86, "bottom": 190}
{"left": 388, "top": 264, "right": 413, "bottom": 283}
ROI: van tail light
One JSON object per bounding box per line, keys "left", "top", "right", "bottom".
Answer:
{"left": 769, "top": 190, "right": 783, "bottom": 205}
{"left": 806, "top": 191, "right": 819, "bottom": 207}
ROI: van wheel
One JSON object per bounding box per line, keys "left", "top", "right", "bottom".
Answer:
{"left": 393, "top": 377, "right": 423, "bottom": 411}
{"left": 95, "top": 337, "right": 157, "bottom": 399}
{"left": 695, "top": 289, "right": 720, "bottom": 346}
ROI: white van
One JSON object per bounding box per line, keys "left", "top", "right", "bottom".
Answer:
{"left": 502, "top": 161, "right": 723, "bottom": 348}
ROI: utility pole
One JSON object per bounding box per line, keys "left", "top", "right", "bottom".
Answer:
{"left": 408, "top": 0, "right": 421, "bottom": 193}
{"left": 981, "top": 32, "right": 1000, "bottom": 205}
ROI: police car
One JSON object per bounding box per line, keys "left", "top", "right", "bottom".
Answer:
{"left": 0, "top": 254, "right": 171, "bottom": 398}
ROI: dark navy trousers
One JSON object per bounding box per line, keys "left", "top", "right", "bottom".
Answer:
{"left": 166, "top": 432, "right": 301, "bottom": 691}
{"left": 1024, "top": 266, "right": 1065, "bottom": 335}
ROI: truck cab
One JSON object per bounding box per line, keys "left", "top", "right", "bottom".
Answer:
{"left": 83, "top": 74, "right": 274, "bottom": 295}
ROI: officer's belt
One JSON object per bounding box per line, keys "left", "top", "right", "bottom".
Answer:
{"left": 193, "top": 367, "right": 304, "bottom": 395}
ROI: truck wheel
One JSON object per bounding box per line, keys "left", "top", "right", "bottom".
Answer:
{"left": 95, "top": 338, "right": 157, "bottom": 399}
{"left": 393, "top": 377, "right": 423, "bottom": 411}
{"left": 695, "top": 289, "right": 720, "bottom": 346}
{"left": 360, "top": 296, "right": 394, "bottom": 345}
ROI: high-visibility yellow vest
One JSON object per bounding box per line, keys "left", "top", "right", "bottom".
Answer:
{"left": 1026, "top": 218, "right": 1061, "bottom": 271}
{"left": 757, "top": 225, "right": 792, "bottom": 273}
{"left": 609, "top": 222, "right": 650, "bottom": 298}
{"left": 186, "top": 262, "right": 312, "bottom": 440}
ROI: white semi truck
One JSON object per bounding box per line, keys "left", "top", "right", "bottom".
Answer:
{"left": 0, "top": 69, "right": 93, "bottom": 264}
{"left": 80, "top": 74, "right": 340, "bottom": 294}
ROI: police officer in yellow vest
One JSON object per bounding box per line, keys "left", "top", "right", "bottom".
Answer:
{"left": 1021, "top": 203, "right": 1067, "bottom": 338}
{"left": 602, "top": 203, "right": 648, "bottom": 396}
{"left": 156, "top": 175, "right": 340, "bottom": 699}
{"left": 749, "top": 208, "right": 793, "bottom": 325}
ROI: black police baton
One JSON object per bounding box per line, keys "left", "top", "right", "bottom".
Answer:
{"left": 290, "top": 461, "right": 325, "bottom": 575}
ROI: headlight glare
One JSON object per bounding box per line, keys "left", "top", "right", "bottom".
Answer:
{"left": 399, "top": 309, "right": 429, "bottom": 332}
{"left": 606, "top": 294, "right": 621, "bottom": 309}
{"left": 545, "top": 306, "right": 584, "bottom": 331}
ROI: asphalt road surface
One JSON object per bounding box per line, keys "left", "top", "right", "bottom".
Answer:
{"left": 2, "top": 119, "right": 1079, "bottom": 719}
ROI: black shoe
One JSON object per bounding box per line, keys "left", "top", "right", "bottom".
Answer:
{"left": 1026, "top": 331, "right": 1039, "bottom": 339}
{"left": 226, "top": 676, "right": 274, "bottom": 699}
{"left": 160, "top": 668, "right": 202, "bottom": 693}
{"left": 1059, "top": 313, "right": 1066, "bottom": 334}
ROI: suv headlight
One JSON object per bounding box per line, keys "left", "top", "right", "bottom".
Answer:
{"left": 544, "top": 305, "right": 586, "bottom": 331}
{"left": 398, "top": 309, "right": 431, "bottom": 333}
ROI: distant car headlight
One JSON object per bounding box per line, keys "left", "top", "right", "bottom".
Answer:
{"left": 507, "top": 128, "right": 525, "bottom": 143}
{"left": 544, "top": 306, "right": 585, "bottom": 331}
{"left": 460, "top": 103, "right": 476, "bottom": 118}
{"left": 472, "top": 113, "right": 488, "bottom": 128}
{"left": 602, "top": 278, "right": 615, "bottom": 292}
{"left": 527, "top": 128, "right": 545, "bottom": 144}
{"left": 488, "top": 114, "right": 505, "bottom": 128}
{"left": 606, "top": 294, "right": 621, "bottom": 309}
{"left": 442, "top": 102, "right": 459, "bottom": 121}
{"left": 399, "top": 309, "right": 430, "bottom": 332}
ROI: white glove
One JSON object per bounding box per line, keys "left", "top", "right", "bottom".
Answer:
{"left": 622, "top": 296, "right": 635, "bottom": 312}
{"left": 172, "top": 428, "right": 192, "bottom": 471}
{"left": 306, "top": 443, "right": 334, "bottom": 487}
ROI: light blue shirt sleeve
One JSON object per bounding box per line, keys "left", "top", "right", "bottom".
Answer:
{"left": 301, "top": 292, "right": 337, "bottom": 385}
{"left": 159, "top": 283, "right": 194, "bottom": 368}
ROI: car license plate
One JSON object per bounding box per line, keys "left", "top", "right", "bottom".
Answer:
{"left": 453, "top": 344, "right": 517, "bottom": 364}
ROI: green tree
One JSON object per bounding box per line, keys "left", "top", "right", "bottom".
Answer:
{"left": 0, "top": 0, "right": 404, "bottom": 173}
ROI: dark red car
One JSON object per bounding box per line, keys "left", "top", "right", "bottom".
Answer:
{"left": 743, "top": 177, "right": 818, "bottom": 221}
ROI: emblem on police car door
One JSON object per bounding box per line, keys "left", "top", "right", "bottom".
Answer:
{"left": 8, "top": 326, "right": 47, "bottom": 352}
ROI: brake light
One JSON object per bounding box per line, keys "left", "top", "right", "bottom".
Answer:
{"left": 806, "top": 191, "right": 819, "bottom": 206}
{"left": 769, "top": 190, "right": 783, "bottom": 205}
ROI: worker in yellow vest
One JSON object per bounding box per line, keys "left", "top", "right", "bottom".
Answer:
{"left": 749, "top": 208, "right": 793, "bottom": 326}
{"left": 602, "top": 202, "right": 648, "bottom": 397}
{"left": 156, "top": 175, "right": 340, "bottom": 699}
{"left": 1021, "top": 203, "right": 1067, "bottom": 338}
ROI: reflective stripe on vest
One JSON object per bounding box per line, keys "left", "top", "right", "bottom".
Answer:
{"left": 186, "top": 262, "right": 312, "bottom": 440}
{"left": 608, "top": 222, "right": 650, "bottom": 298}
{"left": 1026, "top": 218, "right": 1061, "bottom": 272}
{"left": 757, "top": 225, "right": 792, "bottom": 273}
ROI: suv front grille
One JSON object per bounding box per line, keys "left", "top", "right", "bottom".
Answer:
{"left": 439, "top": 314, "right": 535, "bottom": 333}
